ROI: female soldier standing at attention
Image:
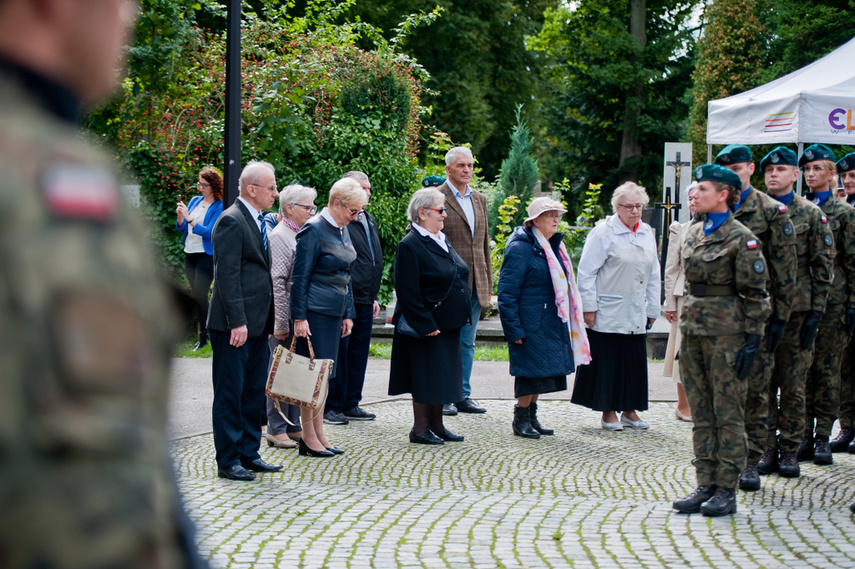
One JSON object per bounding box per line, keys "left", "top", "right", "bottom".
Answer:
{"left": 672, "top": 165, "right": 771, "bottom": 517}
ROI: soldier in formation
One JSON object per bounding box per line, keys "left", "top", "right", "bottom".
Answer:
{"left": 0, "top": 0, "right": 207, "bottom": 566}
{"left": 672, "top": 164, "right": 771, "bottom": 517}
{"left": 799, "top": 145, "right": 855, "bottom": 466}
{"left": 713, "top": 145, "right": 797, "bottom": 491}
{"left": 755, "top": 147, "right": 833, "bottom": 480}
{"left": 831, "top": 152, "right": 855, "bottom": 454}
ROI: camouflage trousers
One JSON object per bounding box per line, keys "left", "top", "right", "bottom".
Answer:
{"left": 767, "top": 311, "right": 812, "bottom": 452}
{"left": 742, "top": 336, "right": 774, "bottom": 462}
{"left": 680, "top": 333, "right": 748, "bottom": 489}
{"left": 838, "top": 335, "right": 855, "bottom": 428}
{"left": 805, "top": 304, "right": 846, "bottom": 436}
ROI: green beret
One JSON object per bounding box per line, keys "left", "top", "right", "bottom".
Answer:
{"left": 421, "top": 175, "right": 446, "bottom": 187}
{"left": 837, "top": 152, "right": 855, "bottom": 173}
{"left": 694, "top": 164, "right": 742, "bottom": 190}
{"left": 715, "top": 144, "right": 753, "bottom": 165}
{"left": 760, "top": 147, "right": 798, "bottom": 171}
{"left": 798, "top": 144, "right": 836, "bottom": 167}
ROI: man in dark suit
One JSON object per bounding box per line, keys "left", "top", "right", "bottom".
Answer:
{"left": 326, "top": 171, "right": 384, "bottom": 425}
{"left": 438, "top": 146, "right": 492, "bottom": 415}
{"left": 208, "top": 161, "right": 283, "bottom": 481}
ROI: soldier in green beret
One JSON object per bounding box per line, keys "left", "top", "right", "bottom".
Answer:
{"left": 756, "top": 146, "right": 834, "bottom": 479}
{"left": 797, "top": 145, "right": 855, "bottom": 465}
{"left": 672, "top": 164, "right": 771, "bottom": 517}
{"left": 832, "top": 152, "right": 855, "bottom": 453}
{"left": 0, "top": 0, "right": 207, "bottom": 567}
{"left": 714, "top": 144, "right": 798, "bottom": 491}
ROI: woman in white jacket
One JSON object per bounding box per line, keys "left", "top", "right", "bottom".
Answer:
{"left": 571, "top": 182, "right": 661, "bottom": 431}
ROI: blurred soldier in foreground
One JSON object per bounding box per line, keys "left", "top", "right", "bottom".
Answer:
{"left": 0, "top": 0, "right": 207, "bottom": 567}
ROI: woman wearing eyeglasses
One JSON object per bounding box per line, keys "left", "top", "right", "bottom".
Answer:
{"left": 263, "top": 184, "right": 318, "bottom": 450}
{"left": 571, "top": 182, "right": 661, "bottom": 431}
{"left": 389, "top": 187, "right": 472, "bottom": 444}
{"left": 176, "top": 166, "right": 224, "bottom": 350}
{"left": 290, "top": 178, "right": 367, "bottom": 457}
{"left": 498, "top": 198, "right": 590, "bottom": 439}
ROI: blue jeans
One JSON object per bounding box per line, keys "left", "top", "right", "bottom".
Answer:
{"left": 458, "top": 291, "right": 481, "bottom": 400}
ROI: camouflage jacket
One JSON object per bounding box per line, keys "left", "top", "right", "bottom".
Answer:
{"left": 680, "top": 214, "right": 771, "bottom": 336}
{"left": 780, "top": 193, "right": 834, "bottom": 314}
{"left": 805, "top": 193, "right": 855, "bottom": 307}
{"left": 0, "top": 68, "right": 191, "bottom": 567}
{"left": 733, "top": 187, "right": 797, "bottom": 322}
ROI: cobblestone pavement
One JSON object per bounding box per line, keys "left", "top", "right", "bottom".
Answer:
{"left": 174, "top": 400, "right": 855, "bottom": 569}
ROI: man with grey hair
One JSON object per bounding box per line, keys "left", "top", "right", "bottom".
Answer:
{"left": 437, "top": 147, "right": 492, "bottom": 415}
{"left": 208, "top": 160, "right": 283, "bottom": 480}
{"left": 326, "top": 170, "right": 385, "bottom": 424}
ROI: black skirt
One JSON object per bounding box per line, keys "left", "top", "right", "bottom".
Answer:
{"left": 515, "top": 375, "right": 567, "bottom": 398}
{"left": 570, "top": 329, "right": 648, "bottom": 412}
{"left": 388, "top": 328, "right": 464, "bottom": 405}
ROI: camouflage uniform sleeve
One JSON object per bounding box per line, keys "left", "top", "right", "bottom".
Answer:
{"left": 842, "top": 207, "right": 855, "bottom": 305}
{"left": 766, "top": 205, "right": 797, "bottom": 321}
{"left": 809, "top": 209, "right": 835, "bottom": 313}
{"left": 736, "top": 234, "right": 772, "bottom": 336}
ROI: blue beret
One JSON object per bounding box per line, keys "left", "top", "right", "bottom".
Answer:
{"left": 694, "top": 164, "right": 742, "bottom": 190}
{"left": 799, "top": 144, "right": 836, "bottom": 167}
{"left": 715, "top": 144, "right": 753, "bottom": 165}
{"left": 760, "top": 147, "right": 798, "bottom": 171}
{"left": 837, "top": 152, "right": 855, "bottom": 173}
{"left": 421, "top": 175, "right": 446, "bottom": 187}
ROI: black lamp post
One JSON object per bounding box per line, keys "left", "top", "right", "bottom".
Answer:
{"left": 223, "top": 0, "right": 241, "bottom": 205}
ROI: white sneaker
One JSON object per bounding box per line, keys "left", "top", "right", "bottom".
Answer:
{"left": 601, "top": 418, "right": 623, "bottom": 431}
{"left": 620, "top": 414, "right": 649, "bottom": 430}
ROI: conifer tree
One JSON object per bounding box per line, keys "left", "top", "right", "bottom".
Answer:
{"left": 495, "top": 106, "right": 540, "bottom": 230}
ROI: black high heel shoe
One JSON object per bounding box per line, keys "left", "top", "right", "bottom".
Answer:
{"left": 325, "top": 446, "right": 345, "bottom": 455}
{"left": 298, "top": 438, "right": 334, "bottom": 457}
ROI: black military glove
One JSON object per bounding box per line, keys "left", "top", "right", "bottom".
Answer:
{"left": 799, "top": 310, "right": 824, "bottom": 349}
{"left": 765, "top": 317, "right": 786, "bottom": 352}
{"left": 735, "top": 334, "right": 762, "bottom": 380}
{"left": 847, "top": 303, "right": 855, "bottom": 336}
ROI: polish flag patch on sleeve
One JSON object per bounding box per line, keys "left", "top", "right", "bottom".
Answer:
{"left": 746, "top": 239, "right": 758, "bottom": 250}
{"left": 42, "top": 164, "right": 119, "bottom": 222}
{"left": 778, "top": 204, "right": 787, "bottom": 213}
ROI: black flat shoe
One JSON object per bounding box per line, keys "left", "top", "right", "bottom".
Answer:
{"left": 436, "top": 428, "right": 464, "bottom": 442}
{"left": 241, "top": 458, "right": 283, "bottom": 473}
{"left": 409, "top": 429, "right": 445, "bottom": 445}
{"left": 298, "top": 438, "right": 334, "bottom": 457}
{"left": 217, "top": 464, "right": 256, "bottom": 481}
{"left": 325, "top": 446, "right": 345, "bottom": 455}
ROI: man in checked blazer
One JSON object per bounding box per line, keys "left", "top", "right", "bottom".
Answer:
{"left": 437, "top": 146, "right": 492, "bottom": 415}
{"left": 208, "top": 161, "right": 283, "bottom": 481}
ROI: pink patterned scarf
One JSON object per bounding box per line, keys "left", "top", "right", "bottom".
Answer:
{"left": 532, "top": 227, "right": 591, "bottom": 366}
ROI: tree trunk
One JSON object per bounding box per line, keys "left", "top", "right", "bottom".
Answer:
{"left": 618, "top": 0, "right": 647, "bottom": 183}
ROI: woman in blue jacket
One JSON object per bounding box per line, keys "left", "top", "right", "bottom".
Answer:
{"left": 176, "top": 167, "right": 224, "bottom": 350}
{"left": 498, "top": 198, "right": 591, "bottom": 438}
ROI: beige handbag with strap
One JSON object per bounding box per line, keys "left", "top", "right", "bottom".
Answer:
{"left": 266, "top": 336, "right": 332, "bottom": 421}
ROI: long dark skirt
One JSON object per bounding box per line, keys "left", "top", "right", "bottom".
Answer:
{"left": 388, "top": 328, "right": 464, "bottom": 405}
{"left": 515, "top": 375, "right": 567, "bottom": 398}
{"left": 571, "top": 329, "right": 648, "bottom": 412}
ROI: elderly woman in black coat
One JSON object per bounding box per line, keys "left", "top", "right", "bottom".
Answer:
{"left": 498, "top": 198, "right": 591, "bottom": 438}
{"left": 389, "top": 187, "right": 472, "bottom": 445}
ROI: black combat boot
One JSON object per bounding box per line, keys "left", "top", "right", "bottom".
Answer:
{"left": 512, "top": 405, "right": 540, "bottom": 439}
{"left": 830, "top": 427, "right": 855, "bottom": 452}
{"left": 672, "top": 485, "right": 716, "bottom": 514}
{"left": 193, "top": 331, "right": 208, "bottom": 351}
{"left": 738, "top": 461, "right": 761, "bottom": 492}
{"left": 529, "top": 403, "right": 554, "bottom": 435}
{"left": 796, "top": 430, "right": 814, "bottom": 462}
{"left": 813, "top": 435, "right": 832, "bottom": 465}
{"left": 778, "top": 451, "right": 800, "bottom": 478}
{"left": 700, "top": 487, "right": 737, "bottom": 517}
{"left": 757, "top": 448, "right": 778, "bottom": 475}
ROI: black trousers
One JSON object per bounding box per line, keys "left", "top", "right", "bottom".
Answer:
{"left": 184, "top": 252, "right": 213, "bottom": 333}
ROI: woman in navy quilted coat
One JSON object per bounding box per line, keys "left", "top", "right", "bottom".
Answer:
{"left": 498, "top": 198, "right": 590, "bottom": 439}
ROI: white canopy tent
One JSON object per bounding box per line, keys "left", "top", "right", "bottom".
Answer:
{"left": 706, "top": 35, "right": 855, "bottom": 187}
